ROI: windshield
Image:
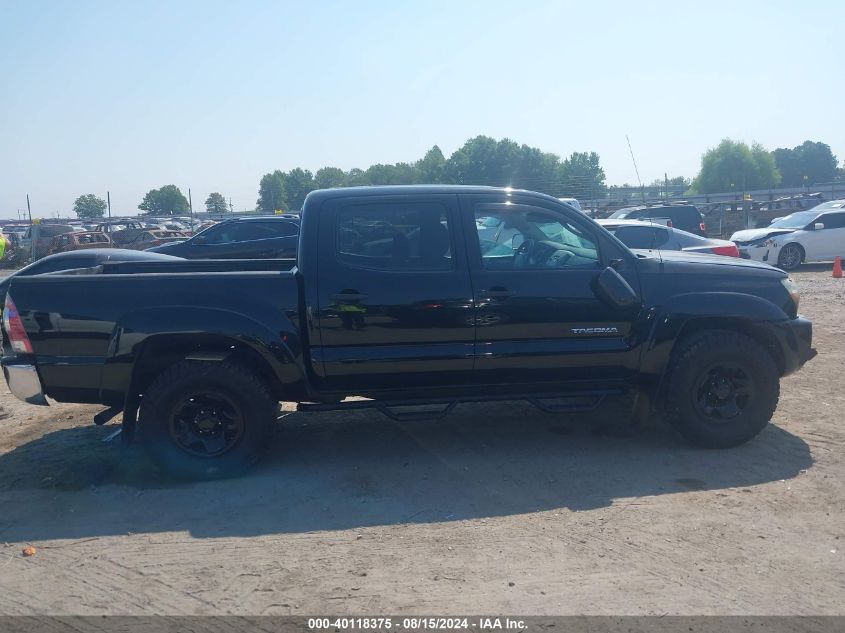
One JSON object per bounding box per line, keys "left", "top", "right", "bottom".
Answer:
{"left": 770, "top": 210, "right": 821, "bottom": 229}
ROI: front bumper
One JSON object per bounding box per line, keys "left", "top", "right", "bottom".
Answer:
{"left": 1, "top": 357, "right": 48, "bottom": 405}
{"left": 737, "top": 244, "right": 781, "bottom": 264}
{"left": 776, "top": 316, "right": 817, "bottom": 375}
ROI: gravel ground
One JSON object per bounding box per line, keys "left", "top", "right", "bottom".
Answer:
{"left": 0, "top": 265, "right": 843, "bottom": 615}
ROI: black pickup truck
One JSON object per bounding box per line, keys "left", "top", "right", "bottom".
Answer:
{"left": 2, "top": 186, "right": 816, "bottom": 478}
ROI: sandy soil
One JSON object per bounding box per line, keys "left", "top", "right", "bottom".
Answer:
{"left": 0, "top": 266, "right": 843, "bottom": 615}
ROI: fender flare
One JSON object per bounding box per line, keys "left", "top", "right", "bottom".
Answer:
{"left": 639, "top": 292, "right": 788, "bottom": 398}
{"left": 99, "top": 306, "right": 304, "bottom": 403}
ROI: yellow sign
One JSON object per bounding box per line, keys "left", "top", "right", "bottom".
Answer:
{"left": 274, "top": 209, "right": 283, "bottom": 215}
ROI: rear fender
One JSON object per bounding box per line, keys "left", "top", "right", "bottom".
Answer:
{"left": 100, "top": 306, "right": 304, "bottom": 405}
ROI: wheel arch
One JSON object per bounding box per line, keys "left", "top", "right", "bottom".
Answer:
{"left": 641, "top": 293, "right": 789, "bottom": 407}
{"left": 100, "top": 306, "right": 307, "bottom": 407}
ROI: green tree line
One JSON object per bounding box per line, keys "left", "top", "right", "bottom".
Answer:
{"left": 69, "top": 137, "right": 844, "bottom": 218}
{"left": 256, "top": 136, "right": 608, "bottom": 212}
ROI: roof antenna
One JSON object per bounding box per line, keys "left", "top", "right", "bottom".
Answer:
{"left": 626, "top": 135, "right": 646, "bottom": 204}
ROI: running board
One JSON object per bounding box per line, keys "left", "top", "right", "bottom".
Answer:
{"left": 297, "top": 389, "right": 621, "bottom": 422}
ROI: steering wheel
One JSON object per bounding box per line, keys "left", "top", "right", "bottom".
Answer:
{"left": 513, "top": 238, "right": 537, "bottom": 268}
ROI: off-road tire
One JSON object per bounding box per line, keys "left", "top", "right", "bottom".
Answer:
{"left": 777, "top": 243, "right": 804, "bottom": 271}
{"left": 664, "top": 330, "right": 779, "bottom": 448}
{"left": 139, "top": 360, "right": 276, "bottom": 479}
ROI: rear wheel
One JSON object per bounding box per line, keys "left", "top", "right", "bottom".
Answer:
{"left": 139, "top": 360, "right": 276, "bottom": 479}
{"left": 777, "top": 243, "right": 803, "bottom": 271}
{"left": 664, "top": 330, "right": 779, "bottom": 448}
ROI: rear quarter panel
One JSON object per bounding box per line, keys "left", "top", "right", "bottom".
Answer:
{"left": 8, "top": 271, "right": 304, "bottom": 404}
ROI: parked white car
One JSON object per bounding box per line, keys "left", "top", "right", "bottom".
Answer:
{"left": 730, "top": 200, "right": 845, "bottom": 270}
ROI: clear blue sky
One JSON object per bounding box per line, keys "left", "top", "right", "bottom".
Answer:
{"left": 1, "top": 0, "right": 843, "bottom": 216}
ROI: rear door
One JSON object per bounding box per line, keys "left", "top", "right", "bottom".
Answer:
{"left": 313, "top": 193, "right": 474, "bottom": 392}
{"left": 462, "top": 193, "right": 641, "bottom": 389}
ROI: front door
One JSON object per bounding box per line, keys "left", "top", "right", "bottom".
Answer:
{"left": 462, "top": 194, "right": 641, "bottom": 390}
{"left": 313, "top": 194, "right": 475, "bottom": 392}
{"left": 813, "top": 212, "right": 845, "bottom": 260}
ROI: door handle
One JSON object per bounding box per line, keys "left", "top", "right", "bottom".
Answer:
{"left": 480, "top": 287, "right": 515, "bottom": 299}
{"left": 332, "top": 292, "right": 368, "bottom": 301}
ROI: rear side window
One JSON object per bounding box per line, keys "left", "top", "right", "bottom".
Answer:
{"left": 612, "top": 226, "right": 670, "bottom": 249}
{"left": 337, "top": 203, "right": 452, "bottom": 271}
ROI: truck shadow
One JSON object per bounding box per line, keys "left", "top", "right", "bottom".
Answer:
{"left": 0, "top": 402, "right": 812, "bottom": 540}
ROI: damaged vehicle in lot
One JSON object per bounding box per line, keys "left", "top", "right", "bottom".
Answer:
{"left": 1, "top": 186, "right": 816, "bottom": 479}
{"left": 730, "top": 200, "right": 845, "bottom": 270}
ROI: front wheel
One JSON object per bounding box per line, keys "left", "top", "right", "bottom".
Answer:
{"left": 777, "top": 243, "right": 803, "bottom": 271}
{"left": 139, "top": 360, "right": 276, "bottom": 479}
{"left": 664, "top": 330, "right": 780, "bottom": 448}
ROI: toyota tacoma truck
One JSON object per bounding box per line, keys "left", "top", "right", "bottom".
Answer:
{"left": 1, "top": 186, "right": 816, "bottom": 478}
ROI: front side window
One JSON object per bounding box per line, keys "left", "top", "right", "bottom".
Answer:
{"left": 474, "top": 207, "right": 599, "bottom": 270}
{"left": 337, "top": 202, "right": 452, "bottom": 271}
{"left": 819, "top": 213, "right": 845, "bottom": 229}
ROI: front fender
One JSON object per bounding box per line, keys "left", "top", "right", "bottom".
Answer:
{"left": 639, "top": 292, "right": 788, "bottom": 392}
{"left": 99, "top": 306, "right": 303, "bottom": 403}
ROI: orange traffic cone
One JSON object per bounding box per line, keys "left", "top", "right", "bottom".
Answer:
{"left": 834, "top": 256, "right": 843, "bottom": 279}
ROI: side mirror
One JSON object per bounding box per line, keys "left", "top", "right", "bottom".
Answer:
{"left": 814, "top": 222, "right": 825, "bottom": 231}
{"left": 592, "top": 266, "right": 639, "bottom": 309}
{"left": 193, "top": 235, "right": 207, "bottom": 245}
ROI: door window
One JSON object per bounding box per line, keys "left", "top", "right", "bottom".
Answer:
{"left": 474, "top": 207, "right": 599, "bottom": 270}
{"left": 818, "top": 213, "right": 845, "bottom": 229}
{"left": 337, "top": 203, "right": 452, "bottom": 271}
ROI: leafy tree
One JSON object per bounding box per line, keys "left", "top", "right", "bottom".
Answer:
{"left": 773, "top": 141, "right": 839, "bottom": 187}
{"left": 256, "top": 170, "right": 287, "bottom": 213}
{"left": 416, "top": 145, "right": 446, "bottom": 183}
{"left": 344, "top": 168, "right": 370, "bottom": 187}
{"left": 691, "top": 139, "right": 781, "bottom": 194}
{"left": 283, "top": 168, "right": 317, "bottom": 211}
{"left": 315, "top": 167, "right": 346, "bottom": 189}
{"left": 511, "top": 144, "right": 560, "bottom": 193}
{"left": 443, "top": 136, "right": 525, "bottom": 188}
{"left": 72, "top": 193, "right": 107, "bottom": 219}
{"left": 138, "top": 185, "right": 190, "bottom": 215}
{"left": 558, "top": 151, "right": 607, "bottom": 199}
{"left": 205, "top": 192, "right": 228, "bottom": 214}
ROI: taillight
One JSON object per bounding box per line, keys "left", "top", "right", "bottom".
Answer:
{"left": 711, "top": 245, "right": 740, "bottom": 257}
{"left": 700, "top": 222, "right": 707, "bottom": 233}
{"left": 3, "top": 295, "right": 33, "bottom": 354}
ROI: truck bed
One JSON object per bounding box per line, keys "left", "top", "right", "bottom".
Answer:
{"left": 7, "top": 260, "right": 302, "bottom": 404}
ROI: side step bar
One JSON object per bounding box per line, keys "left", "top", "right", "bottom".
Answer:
{"left": 297, "top": 389, "right": 623, "bottom": 422}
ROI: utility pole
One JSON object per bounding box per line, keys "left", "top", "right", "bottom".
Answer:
{"left": 664, "top": 172, "right": 669, "bottom": 203}
{"left": 107, "top": 192, "right": 114, "bottom": 247}
{"left": 188, "top": 188, "right": 194, "bottom": 230}
{"left": 26, "top": 194, "right": 34, "bottom": 261}
{"left": 229, "top": 198, "right": 233, "bottom": 214}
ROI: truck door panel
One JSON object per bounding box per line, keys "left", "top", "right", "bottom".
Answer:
{"left": 313, "top": 194, "right": 475, "bottom": 391}
{"left": 462, "top": 194, "right": 641, "bottom": 387}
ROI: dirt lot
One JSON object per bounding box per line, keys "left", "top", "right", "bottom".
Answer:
{"left": 0, "top": 266, "right": 843, "bottom": 615}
